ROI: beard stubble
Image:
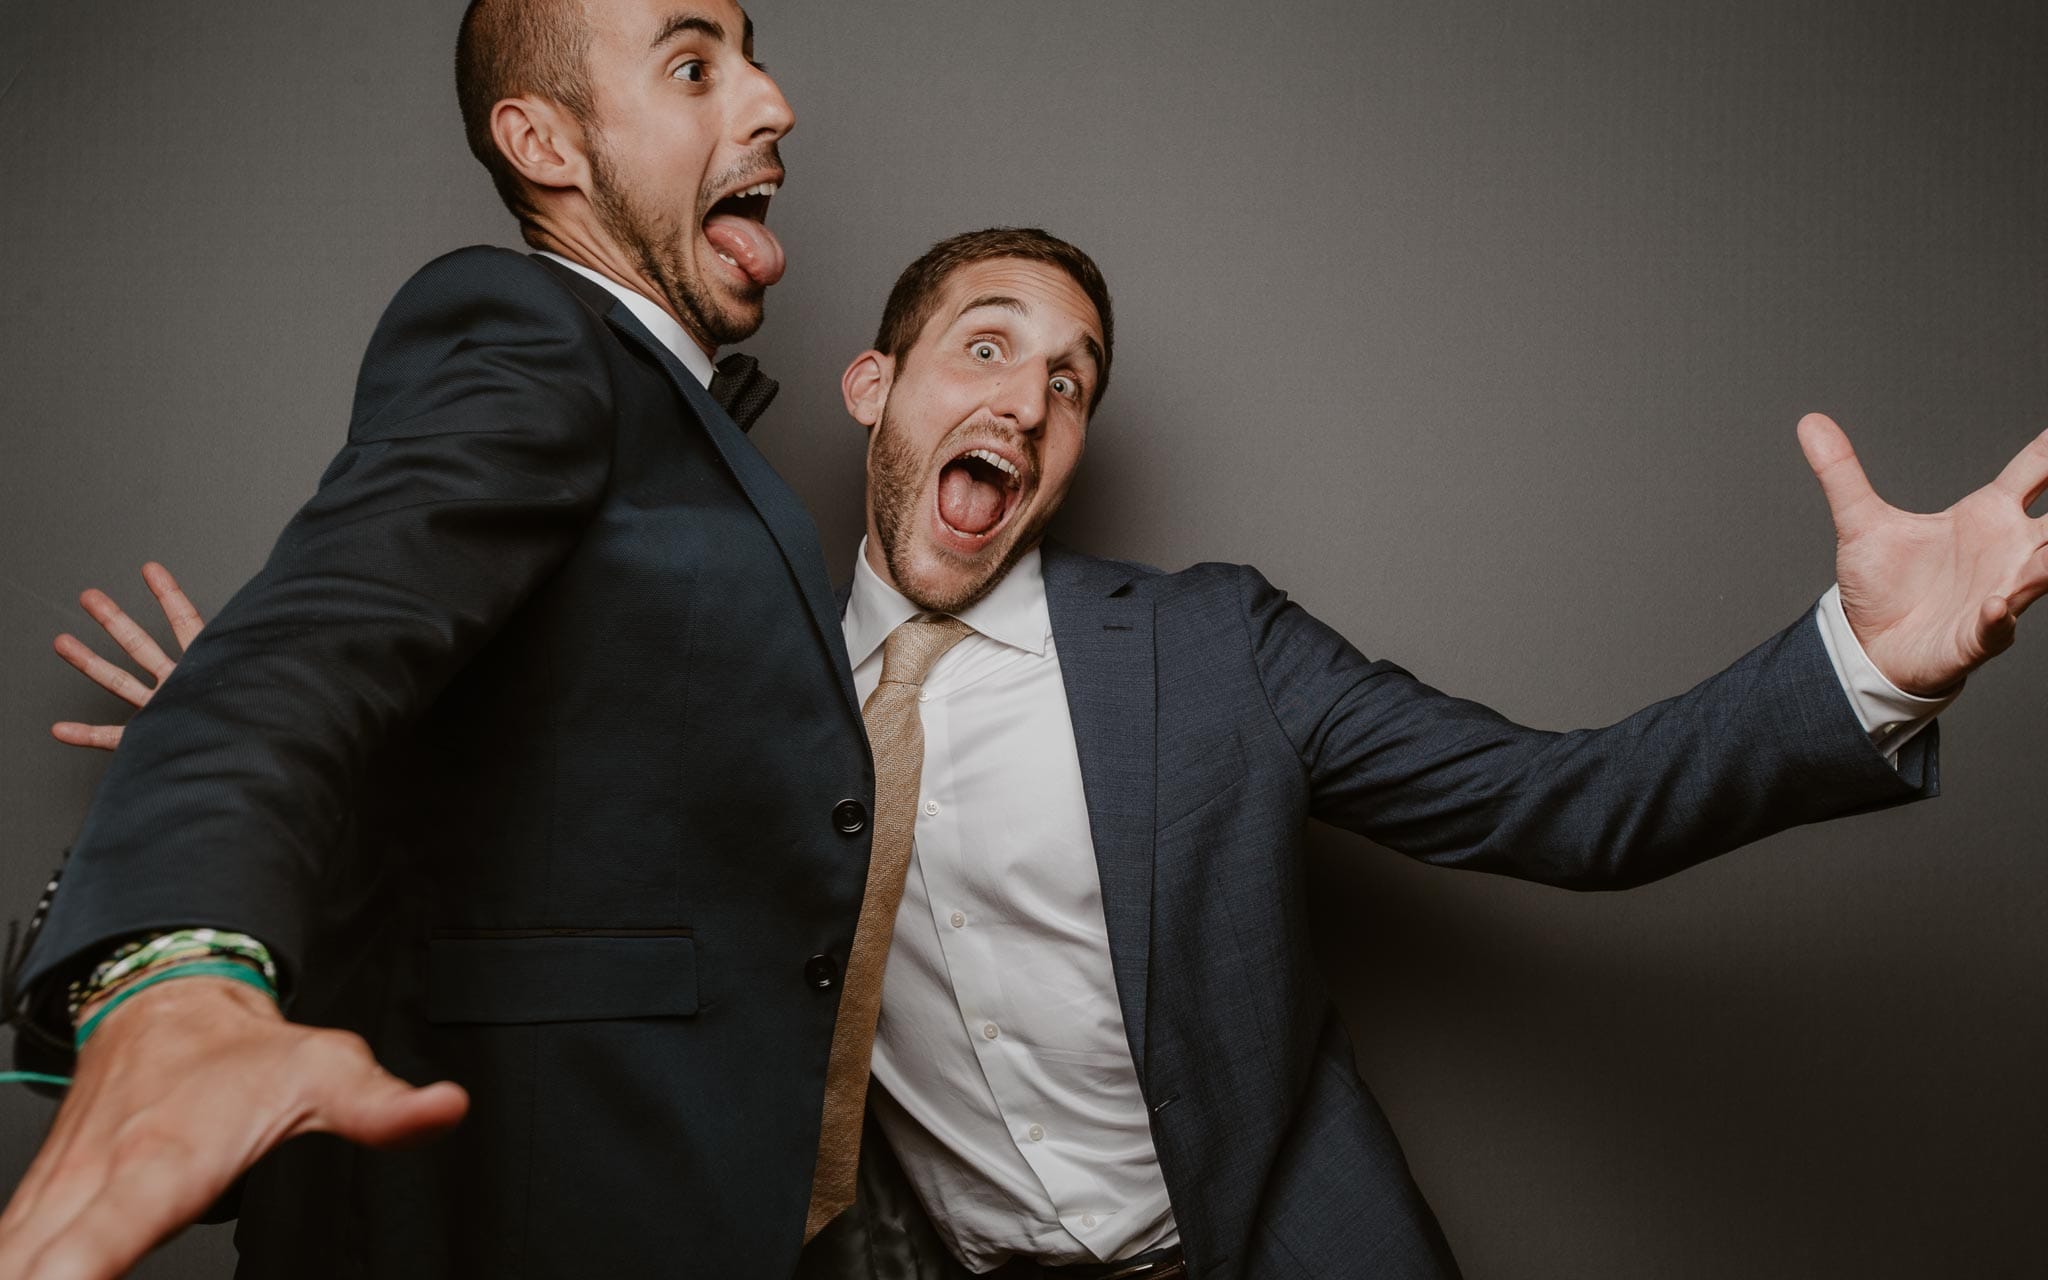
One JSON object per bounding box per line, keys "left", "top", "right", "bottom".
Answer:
{"left": 586, "top": 134, "right": 767, "bottom": 350}
{"left": 868, "top": 405, "right": 1058, "bottom": 615}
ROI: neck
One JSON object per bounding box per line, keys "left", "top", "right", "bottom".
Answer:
{"left": 862, "top": 522, "right": 897, "bottom": 592}
{"left": 525, "top": 218, "right": 717, "bottom": 361}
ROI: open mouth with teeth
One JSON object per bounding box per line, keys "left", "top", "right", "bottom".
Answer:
{"left": 703, "top": 179, "right": 785, "bottom": 288}
{"left": 935, "top": 446, "right": 1027, "bottom": 546}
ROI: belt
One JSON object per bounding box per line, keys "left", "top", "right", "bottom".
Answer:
{"left": 995, "top": 1244, "right": 1187, "bottom": 1279}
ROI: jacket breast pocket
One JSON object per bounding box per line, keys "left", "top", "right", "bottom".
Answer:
{"left": 424, "top": 933, "right": 698, "bottom": 1025}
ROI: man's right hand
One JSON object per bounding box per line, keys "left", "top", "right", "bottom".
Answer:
{"left": 0, "top": 976, "right": 467, "bottom": 1278}
{"left": 51, "top": 562, "right": 206, "bottom": 752}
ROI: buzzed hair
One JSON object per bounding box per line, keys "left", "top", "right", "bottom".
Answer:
{"left": 456, "top": 0, "right": 597, "bottom": 220}
{"left": 875, "top": 228, "right": 1116, "bottom": 413}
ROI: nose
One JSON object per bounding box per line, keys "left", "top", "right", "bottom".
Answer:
{"left": 988, "top": 358, "right": 1050, "bottom": 435}
{"left": 740, "top": 60, "right": 796, "bottom": 145}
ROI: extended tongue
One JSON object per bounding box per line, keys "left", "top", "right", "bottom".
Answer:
{"left": 939, "top": 463, "right": 1005, "bottom": 535}
{"left": 704, "top": 214, "right": 787, "bottom": 287}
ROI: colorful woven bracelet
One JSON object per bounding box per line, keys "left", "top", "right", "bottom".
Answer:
{"left": 0, "top": 957, "right": 281, "bottom": 1090}
{"left": 73, "top": 958, "right": 276, "bottom": 1050}
{"left": 67, "top": 928, "right": 278, "bottom": 1026}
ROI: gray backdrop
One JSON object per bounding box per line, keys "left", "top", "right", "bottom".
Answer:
{"left": 2, "top": 1, "right": 2044, "bottom": 1276}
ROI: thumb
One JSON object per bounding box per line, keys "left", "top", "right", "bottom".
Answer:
{"left": 301, "top": 1035, "right": 469, "bottom": 1150}
{"left": 1973, "top": 595, "right": 2019, "bottom": 663}
{"left": 1797, "top": 412, "right": 1882, "bottom": 531}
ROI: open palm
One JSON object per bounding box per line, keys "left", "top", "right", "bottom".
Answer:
{"left": 1800, "top": 413, "right": 2048, "bottom": 696}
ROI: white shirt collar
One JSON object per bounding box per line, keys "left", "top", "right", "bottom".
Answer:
{"left": 538, "top": 251, "right": 716, "bottom": 388}
{"left": 843, "top": 538, "right": 1051, "bottom": 669}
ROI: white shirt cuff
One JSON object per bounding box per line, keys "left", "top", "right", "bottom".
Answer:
{"left": 1813, "top": 584, "right": 1955, "bottom": 765}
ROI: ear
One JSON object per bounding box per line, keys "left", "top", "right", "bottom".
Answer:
{"left": 490, "top": 96, "right": 593, "bottom": 200}
{"left": 841, "top": 350, "right": 892, "bottom": 430}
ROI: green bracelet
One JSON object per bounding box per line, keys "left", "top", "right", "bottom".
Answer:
{"left": 0, "top": 1071, "right": 76, "bottom": 1090}
{"left": 74, "top": 959, "right": 277, "bottom": 1050}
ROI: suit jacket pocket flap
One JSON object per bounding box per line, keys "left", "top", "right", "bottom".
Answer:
{"left": 426, "top": 935, "right": 698, "bottom": 1024}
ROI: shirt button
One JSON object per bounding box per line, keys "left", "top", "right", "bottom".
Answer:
{"left": 981, "top": 1022, "right": 1000, "bottom": 1040}
{"left": 1081, "top": 1214, "right": 1097, "bottom": 1229}
{"left": 918, "top": 690, "right": 931, "bottom": 703}
{"left": 832, "top": 799, "right": 868, "bottom": 835}
{"left": 923, "top": 800, "right": 940, "bottom": 817}
{"left": 949, "top": 911, "right": 966, "bottom": 929}
{"left": 1027, "top": 1123, "right": 1045, "bottom": 1142}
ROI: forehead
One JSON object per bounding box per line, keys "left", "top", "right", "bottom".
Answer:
{"left": 586, "top": 0, "right": 749, "bottom": 51}
{"left": 926, "top": 258, "right": 1103, "bottom": 348}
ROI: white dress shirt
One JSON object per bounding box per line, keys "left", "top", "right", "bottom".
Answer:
{"left": 846, "top": 544, "right": 1179, "bottom": 1272}
{"left": 842, "top": 543, "right": 1948, "bottom": 1273}
{"left": 537, "top": 252, "right": 715, "bottom": 387}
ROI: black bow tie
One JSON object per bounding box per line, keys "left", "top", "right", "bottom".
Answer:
{"left": 710, "top": 353, "right": 778, "bottom": 433}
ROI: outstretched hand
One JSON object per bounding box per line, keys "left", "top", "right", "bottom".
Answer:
{"left": 0, "top": 977, "right": 467, "bottom": 1279}
{"left": 51, "top": 562, "right": 205, "bottom": 751}
{"left": 1799, "top": 413, "right": 2048, "bottom": 696}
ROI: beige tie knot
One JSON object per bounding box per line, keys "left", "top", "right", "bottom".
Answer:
{"left": 875, "top": 613, "right": 974, "bottom": 693}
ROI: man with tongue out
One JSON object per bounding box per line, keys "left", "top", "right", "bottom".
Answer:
{"left": 0, "top": 2, "right": 872, "bottom": 1278}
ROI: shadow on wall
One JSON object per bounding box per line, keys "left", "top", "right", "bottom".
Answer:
{"left": 1302, "top": 815, "right": 2039, "bottom": 1279}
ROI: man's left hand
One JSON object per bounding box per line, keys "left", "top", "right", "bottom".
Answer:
{"left": 1800, "top": 412, "right": 2048, "bottom": 696}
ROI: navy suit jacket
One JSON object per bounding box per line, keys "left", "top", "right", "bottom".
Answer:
{"left": 13, "top": 248, "right": 877, "bottom": 1278}
{"left": 802, "top": 542, "right": 1936, "bottom": 1280}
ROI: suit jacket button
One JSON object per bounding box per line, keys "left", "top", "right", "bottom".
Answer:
{"left": 805, "top": 955, "right": 839, "bottom": 989}
{"left": 832, "top": 799, "right": 868, "bottom": 834}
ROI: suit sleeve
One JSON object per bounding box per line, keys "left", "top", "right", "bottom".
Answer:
{"left": 1236, "top": 566, "right": 1937, "bottom": 889}
{"left": 18, "top": 248, "right": 615, "bottom": 997}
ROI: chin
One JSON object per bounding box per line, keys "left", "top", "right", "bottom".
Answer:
{"left": 892, "top": 542, "right": 1008, "bottom": 615}
{"left": 690, "top": 293, "right": 767, "bottom": 348}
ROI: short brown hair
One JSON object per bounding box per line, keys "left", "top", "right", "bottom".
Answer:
{"left": 456, "top": 0, "right": 597, "bottom": 221}
{"left": 875, "top": 228, "right": 1116, "bottom": 412}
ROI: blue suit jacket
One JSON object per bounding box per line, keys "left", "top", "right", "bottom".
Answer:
{"left": 803, "top": 541, "right": 1936, "bottom": 1279}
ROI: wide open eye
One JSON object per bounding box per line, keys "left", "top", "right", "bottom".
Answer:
{"left": 971, "top": 341, "right": 1000, "bottom": 362}
{"left": 673, "top": 59, "right": 707, "bottom": 83}
{"left": 1050, "top": 375, "right": 1079, "bottom": 399}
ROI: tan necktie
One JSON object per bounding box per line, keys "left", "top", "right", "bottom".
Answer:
{"left": 805, "top": 612, "right": 975, "bottom": 1240}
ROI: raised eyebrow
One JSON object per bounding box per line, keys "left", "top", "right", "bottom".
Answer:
{"left": 651, "top": 12, "right": 726, "bottom": 51}
{"left": 1074, "top": 335, "right": 1105, "bottom": 377}
{"left": 955, "top": 294, "right": 1029, "bottom": 323}
{"left": 1046, "top": 333, "right": 1104, "bottom": 383}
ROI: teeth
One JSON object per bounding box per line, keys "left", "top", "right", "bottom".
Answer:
{"left": 716, "top": 251, "right": 738, "bottom": 266}
{"left": 732, "top": 181, "right": 779, "bottom": 199}
{"left": 964, "top": 448, "right": 1020, "bottom": 481}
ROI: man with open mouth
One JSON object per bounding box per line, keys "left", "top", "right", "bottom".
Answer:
{"left": 789, "top": 227, "right": 2046, "bottom": 1280}
{"left": 32, "top": 224, "right": 2048, "bottom": 1280}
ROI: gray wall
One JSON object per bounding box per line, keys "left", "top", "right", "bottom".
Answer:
{"left": 3, "top": 1, "right": 2044, "bottom": 1276}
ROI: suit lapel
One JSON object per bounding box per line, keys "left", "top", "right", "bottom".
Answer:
{"left": 602, "top": 304, "right": 863, "bottom": 726}
{"left": 1043, "top": 543, "right": 1158, "bottom": 1076}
